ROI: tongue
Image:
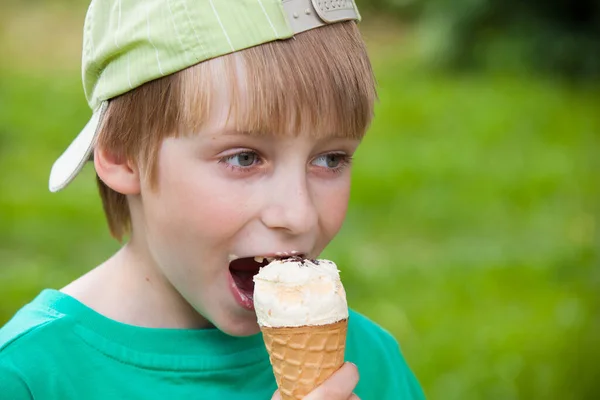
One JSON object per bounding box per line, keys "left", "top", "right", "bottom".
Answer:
{"left": 231, "top": 270, "right": 255, "bottom": 297}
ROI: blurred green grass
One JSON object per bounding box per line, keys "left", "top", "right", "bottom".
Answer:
{"left": 1, "top": 4, "right": 599, "bottom": 399}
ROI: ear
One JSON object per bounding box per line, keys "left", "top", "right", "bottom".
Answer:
{"left": 94, "top": 146, "right": 141, "bottom": 195}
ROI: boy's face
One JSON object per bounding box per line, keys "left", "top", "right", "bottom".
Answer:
{"left": 131, "top": 92, "right": 360, "bottom": 336}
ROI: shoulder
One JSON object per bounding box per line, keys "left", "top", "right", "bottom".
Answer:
{"left": 0, "top": 295, "right": 69, "bottom": 399}
{"left": 0, "top": 362, "right": 33, "bottom": 399}
{"left": 347, "top": 309, "right": 398, "bottom": 350}
{"left": 346, "top": 309, "right": 426, "bottom": 400}
{"left": 0, "top": 292, "right": 75, "bottom": 389}
{"left": 0, "top": 294, "right": 67, "bottom": 357}
{"left": 346, "top": 309, "right": 408, "bottom": 365}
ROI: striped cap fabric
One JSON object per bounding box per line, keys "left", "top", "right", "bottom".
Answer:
{"left": 49, "top": 0, "right": 361, "bottom": 192}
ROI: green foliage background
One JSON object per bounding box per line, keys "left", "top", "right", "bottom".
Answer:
{"left": 357, "top": 0, "right": 600, "bottom": 79}
{"left": 1, "top": 2, "right": 599, "bottom": 399}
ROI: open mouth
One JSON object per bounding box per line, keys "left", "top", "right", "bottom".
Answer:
{"left": 228, "top": 254, "right": 305, "bottom": 309}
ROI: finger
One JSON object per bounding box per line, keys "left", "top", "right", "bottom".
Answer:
{"left": 270, "top": 390, "right": 281, "bottom": 400}
{"left": 304, "top": 362, "right": 359, "bottom": 400}
{"left": 348, "top": 394, "right": 360, "bottom": 400}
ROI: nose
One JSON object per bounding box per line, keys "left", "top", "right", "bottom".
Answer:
{"left": 260, "top": 171, "right": 318, "bottom": 235}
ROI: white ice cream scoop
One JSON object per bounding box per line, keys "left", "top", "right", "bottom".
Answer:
{"left": 253, "top": 258, "right": 349, "bottom": 328}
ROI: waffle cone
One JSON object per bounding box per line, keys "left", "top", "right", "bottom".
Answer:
{"left": 260, "top": 319, "right": 348, "bottom": 400}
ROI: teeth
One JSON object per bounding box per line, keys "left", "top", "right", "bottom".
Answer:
{"left": 251, "top": 254, "right": 302, "bottom": 264}
{"left": 228, "top": 254, "right": 239, "bottom": 262}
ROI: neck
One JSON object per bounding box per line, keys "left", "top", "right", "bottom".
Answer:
{"left": 61, "top": 240, "right": 213, "bottom": 330}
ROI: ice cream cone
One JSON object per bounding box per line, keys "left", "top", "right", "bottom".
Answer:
{"left": 261, "top": 319, "right": 348, "bottom": 400}
{"left": 253, "top": 258, "right": 349, "bottom": 399}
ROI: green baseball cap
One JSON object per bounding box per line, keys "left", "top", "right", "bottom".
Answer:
{"left": 49, "top": 0, "right": 361, "bottom": 192}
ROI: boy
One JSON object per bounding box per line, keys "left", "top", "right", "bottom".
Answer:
{"left": 0, "top": 0, "right": 425, "bottom": 399}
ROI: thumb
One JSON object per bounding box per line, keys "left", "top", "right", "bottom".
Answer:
{"left": 304, "top": 362, "right": 359, "bottom": 399}
{"left": 271, "top": 390, "right": 281, "bottom": 400}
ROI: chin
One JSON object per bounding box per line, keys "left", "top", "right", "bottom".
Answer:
{"left": 214, "top": 314, "right": 262, "bottom": 337}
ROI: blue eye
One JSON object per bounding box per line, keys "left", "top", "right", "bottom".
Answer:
{"left": 313, "top": 154, "right": 345, "bottom": 168}
{"left": 224, "top": 152, "right": 259, "bottom": 167}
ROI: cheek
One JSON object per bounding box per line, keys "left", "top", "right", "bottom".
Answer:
{"left": 143, "top": 149, "right": 249, "bottom": 246}
{"left": 316, "top": 177, "right": 351, "bottom": 236}
{"left": 158, "top": 178, "right": 240, "bottom": 233}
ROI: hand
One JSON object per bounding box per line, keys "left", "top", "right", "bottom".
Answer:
{"left": 271, "top": 362, "right": 360, "bottom": 400}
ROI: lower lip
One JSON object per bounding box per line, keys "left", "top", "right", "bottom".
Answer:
{"left": 228, "top": 272, "right": 255, "bottom": 311}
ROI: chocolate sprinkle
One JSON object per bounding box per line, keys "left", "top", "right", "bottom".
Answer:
{"left": 282, "top": 256, "right": 321, "bottom": 266}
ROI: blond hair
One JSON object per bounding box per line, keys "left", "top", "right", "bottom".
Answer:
{"left": 96, "top": 21, "right": 377, "bottom": 241}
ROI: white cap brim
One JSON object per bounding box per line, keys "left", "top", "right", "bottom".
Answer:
{"left": 48, "top": 101, "right": 108, "bottom": 192}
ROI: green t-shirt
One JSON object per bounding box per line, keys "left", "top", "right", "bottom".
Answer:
{"left": 0, "top": 290, "right": 424, "bottom": 399}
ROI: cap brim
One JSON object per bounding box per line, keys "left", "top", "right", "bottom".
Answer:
{"left": 48, "top": 101, "right": 108, "bottom": 192}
